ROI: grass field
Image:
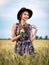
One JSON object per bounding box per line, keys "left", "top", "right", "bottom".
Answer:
{"left": 0, "top": 40, "right": 49, "bottom": 65}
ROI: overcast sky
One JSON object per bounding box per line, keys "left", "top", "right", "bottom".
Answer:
{"left": 0, "top": 0, "right": 49, "bottom": 39}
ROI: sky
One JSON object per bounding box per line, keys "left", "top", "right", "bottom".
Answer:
{"left": 0, "top": 0, "right": 49, "bottom": 39}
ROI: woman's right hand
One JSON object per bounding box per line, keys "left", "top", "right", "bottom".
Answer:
{"left": 20, "top": 28, "right": 25, "bottom": 33}
{"left": 20, "top": 27, "right": 25, "bottom": 37}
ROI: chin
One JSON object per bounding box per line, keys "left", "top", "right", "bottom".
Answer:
{"left": 24, "top": 19, "right": 28, "bottom": 21}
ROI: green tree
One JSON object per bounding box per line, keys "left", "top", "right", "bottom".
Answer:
{"left": 44, "top": 35, "right": 48, "bottom": 40}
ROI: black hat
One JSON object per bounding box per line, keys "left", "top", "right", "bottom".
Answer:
{"left": 17, "top": 7, "right": 33, "bottom": 20}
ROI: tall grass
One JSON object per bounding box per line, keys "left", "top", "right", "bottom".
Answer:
{"left": 0, "top": 40, "right": 49, "bottom": 65}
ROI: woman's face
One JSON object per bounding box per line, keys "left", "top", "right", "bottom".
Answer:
{"left": 20, "top": 11, "right": 29, "bottom": 21}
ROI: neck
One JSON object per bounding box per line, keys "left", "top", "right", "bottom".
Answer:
{"left": 19, "top": 19, "right": 26, "bottom": 26}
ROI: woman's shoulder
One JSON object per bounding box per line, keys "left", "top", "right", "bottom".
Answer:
{"left": 16, "top": 23, "right": 19, "bottom": 25}
{"left": 12, "top": 23, "right": 17, "bottom": 27}
{"left": 12, "top": 23, "right": 16, "bottom": 31}
{"left": 27, "top": 23, "right": 32, "bottom": 29}
{"left": 26, "top": 23, "right": 31, "bottom": 26}
{"left": 13, "top": 23, "right": 19, "bottom": 27}
{"left": 27, "top": 23, "right": 32, "bottom": 26}
{"left": 12, "top": 23, "right": 19, "bottom": 29}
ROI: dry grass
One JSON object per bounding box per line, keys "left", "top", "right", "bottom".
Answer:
{"left": 0, "top": 40, "right": 49, "bottom": 65}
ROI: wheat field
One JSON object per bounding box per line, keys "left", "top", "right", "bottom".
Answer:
{"left": 0, "top": 40, "right": 49, "bottom": 65}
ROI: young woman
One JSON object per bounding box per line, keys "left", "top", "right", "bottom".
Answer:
{"left": 11, "top": 7, "right": 38, "bottom": 56}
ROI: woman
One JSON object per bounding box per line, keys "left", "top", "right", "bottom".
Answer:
{"left": 11, "top": 7, "right": 38, "bottom": 56}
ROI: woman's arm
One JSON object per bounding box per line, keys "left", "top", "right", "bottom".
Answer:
{"left": 11, "top": 24, "right": 21, "bottom": 42}
{"left": 30, "top": 25, "right": 38, "bottom": 42}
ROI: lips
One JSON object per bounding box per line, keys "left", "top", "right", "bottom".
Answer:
{"left": 24, "top": 17, "right": 28, "bottom": 20}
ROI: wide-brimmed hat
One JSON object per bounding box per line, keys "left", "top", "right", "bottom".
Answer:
{"left": 17, "top": 7, "right": 33, "bottom": 20}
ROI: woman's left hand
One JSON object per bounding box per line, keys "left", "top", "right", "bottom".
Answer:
{"left": 31, "top": 25, "right": 38, "bottom": 30}
{"left": 30, "top": 25, "right": 38, "bottom": 42}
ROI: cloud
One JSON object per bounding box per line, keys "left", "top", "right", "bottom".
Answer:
{"left": 0, "top": 0, "right": 10, "bottom": 6}
{"left": 0, "top": 0, "right": 11, "bottom": 13}
{"left": 0, "top": 0, "right": 48, "bottom": 18}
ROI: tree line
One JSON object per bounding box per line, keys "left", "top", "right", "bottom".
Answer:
{"left": 0, "top": 35, "right": 49, "bottom": 40}
{"left": 35, "top": 35, "right": 49, "bottom": 40}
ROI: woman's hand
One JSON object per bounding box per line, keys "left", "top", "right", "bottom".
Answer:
{"left": 20, "top": 28, "right": 25, "bottom": 33}
{"left": 32, "top": 25, "right": 38, "bottom": 30}
{"left": 20, "top": 27, "right": 25, "bottom": 37}
{"left": 30, "top": 25, "right": 38, "bottom": 42}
